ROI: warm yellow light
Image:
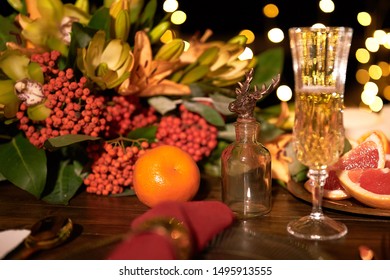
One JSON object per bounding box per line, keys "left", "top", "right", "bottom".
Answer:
{"left": 355, "top": 69, "right": 370, "bottom": 84}
{"left": 160, "top": 30, "right": 174, "bottom": 43}
{"left": 383, "top": 33, "right": 390, "bottom": 49}
{"left": 276, "top": 85, "right": 292, "bottom": 102}
{"left": 171, "top": 10, "right": 186, "bottom": 25}
{"left": 361, "top": 90, "right": 376, "bottom": 105}
{"left": 319, "top": 0, "right": 335, "bottom": 13}
{"left": 368, "top": 65, "right": 382, "bottom": 80}
{"left": 364, "top": 81, "right": 379, "bottom": 94}
{"left": 263, "top": 4, "right": 279, "bottom": 18}
{"left": 312, "top": 23, "right": 326, "bottom": 28}
{"left": 355, "top": 48, "right": 370, "bottom": 64}
{"left": 267, "top": 28, "right": 284, "bottom": 43}
{"left": 378, "top": 61, "right": 390, "bottom": 77}
{"left": 183, "top": 41, "right": 190, "bottom": 51}
{"left": 239, "top": 29, "right": 255, "bottom": 44}
{"left": 383, "top": 85, "right": 390, "bottom": 101}
{"left": 238, "top": 47, "right": 254, "bottom": 61}
{"left": 365, "top": 37, "right": 380, "bottom": 52}
{"left": 163, "top": 0, "right": 178, "bottom": 13}
{"left": 373, "top": 30, "right": 387, "bottom": 44}
{"left": 357, "top": 12, "right": 371, "bottom": 26}
{"left": 369, "top": 96, "right": 383, "bottom": 112}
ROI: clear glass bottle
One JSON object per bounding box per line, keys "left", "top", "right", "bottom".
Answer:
{"left": 221, "top": 118, "right": 272, "bottom": 219}
{"left": 220, "top": 68, "right": 279, "bottom": 219}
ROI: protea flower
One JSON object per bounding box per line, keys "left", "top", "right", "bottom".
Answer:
{"left": 76, "top": 30, "right": 134, "bottom": 90}
{"left": 17, "top": 0, "right": 90, "bottom": 56}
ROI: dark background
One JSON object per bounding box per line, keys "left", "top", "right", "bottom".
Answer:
{"left": 2, "top": 0, "right": 389, "bottom": 106}
{"left": 178, "top": 0, "right": 390, "bottom": 107}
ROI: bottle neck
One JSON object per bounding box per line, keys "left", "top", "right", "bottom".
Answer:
{"left": 234, "top": 118, "right": 260, "bottom": 143}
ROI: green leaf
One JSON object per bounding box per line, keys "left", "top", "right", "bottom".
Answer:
{"left": 183, "top": 100, "right": 225, "bottom": 127}
{"left": 67, "top": 22, "right": 97, "bottom": 69}
{"left": 42, "top": 160, "right": 84, "bottom": 205}
{"left": 127, "top": 126, "right": 157, "bottom": 142}
{"left": 148, "top": 96, "right": 177, "bottom": 115}
{"left": 0, "top": 134, "right": 47, "bottom": 198}
{"left": 88, "top": 6, "right": 111, "bottom": 36}
{"left": 253, "top": 47, "right": 284, "bottom": 87}
{"left": 0, "top": 14, "right": 21, "bottom": 51}
{"left": 140, "top": 0, "right": 157, "bottom": 27}
{"left": 217, "top": 123, "right": 235, "bottom": 142}
{"left": 109, "top": 188, "right": 135, "bottom": 197}
{"left": 45, "top": 134, "right": 101, "bottom": 150}
{"left": 209, "top": 93, "right": 235, "bottom": 116}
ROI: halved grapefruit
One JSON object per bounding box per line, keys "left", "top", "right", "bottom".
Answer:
{"left": 304, "top": 132, "right": 386, "bottom": 200}
{"left": 357, "top": 130, "right": 390, "bottom": 155}
{"left": 338, "top": 168, "right": 390, "bottom": 209}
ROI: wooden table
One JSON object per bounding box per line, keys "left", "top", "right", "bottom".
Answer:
{"left": 1, "top": 175, "right": 390, "bottom": 260}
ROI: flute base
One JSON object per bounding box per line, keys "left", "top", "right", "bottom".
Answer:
{"left": 287, "top": 213, "right": 347, "bottom": 241}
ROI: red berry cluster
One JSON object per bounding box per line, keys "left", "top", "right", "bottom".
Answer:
{"left": 104, "top": 96, "right": 157, "bottom": 138}
{"left": 83, "top": 141, "right": 149, "bottom": 195}
{"left": 154, "top": 104, "right": 218, "bottom": 162}
{"left": 17, "top": 51, "right": 108, "bottom": 147}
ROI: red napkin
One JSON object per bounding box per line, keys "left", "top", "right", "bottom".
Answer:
{"left": 107, "top": 200, "right": 234, "bottom": 260}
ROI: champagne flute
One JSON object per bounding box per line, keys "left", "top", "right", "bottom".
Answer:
{"left": 287, "top": 26, "right": 353, "bottom": 240}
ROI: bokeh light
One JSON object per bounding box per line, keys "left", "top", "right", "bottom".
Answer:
{"left": 357, "top": 12, "right": 372, "bottom": 26}
{"left": 368, "top": 65, "right": 382, "bottom": 80}
{"left": 365, "top": 37, "right": 380, "bottom": 52}
{"left": 267, "top": 28, "right": 284, "bottom": 43}
{"left": 239, "top": 29, "right": 255, "bottom": 44}
{"left": 163, "top": 0, "right": 179, "bottom": 13}
{"left": 355, "top": 69, "right": 370, "bottom": 84}
{"left": 319, "top": 0, "right": 335, "bottom": 13}
{"left": 171, "top": 10, "right": 186, "bottom": 25}
{"left": 238, "top": 47, "right": 254, "bottom": 60}
{"left": 355, "top": 48, "right": 370, "bottom": 64}
{"left": 276, "top": 85, "right": 293, "bottom": 101}
{"left": 263, "top": 4, "right": 279, "bottom": 18}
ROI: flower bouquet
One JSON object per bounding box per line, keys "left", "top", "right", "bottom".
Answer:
{"left": 0, "top": 0, "right": 287, "bottom": 205}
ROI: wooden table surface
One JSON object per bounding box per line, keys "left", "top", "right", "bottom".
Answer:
{"left": 1, "top": 175, "right": 390, "bottom": 260}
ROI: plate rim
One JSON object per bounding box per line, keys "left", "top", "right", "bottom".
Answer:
{"left": 285, "top": 180, "right": 390, "bottom": 217}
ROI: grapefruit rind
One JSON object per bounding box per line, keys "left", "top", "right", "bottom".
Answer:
{"left": 304, "top": 176, "right": 351, "bottom": 200}
{"left": 338, "top": 168, "right": 390, "bottom": 210}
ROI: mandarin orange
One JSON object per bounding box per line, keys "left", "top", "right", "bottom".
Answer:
{"left": 133, "top": 145, "right": 200, "bottom": 208}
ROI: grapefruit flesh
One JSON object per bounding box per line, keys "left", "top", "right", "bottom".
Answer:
{"left": 338, "top": 168, "right": 390, "bottom": 209}
{"left": 305, "top": 132, "right": 386, "bottom": 200}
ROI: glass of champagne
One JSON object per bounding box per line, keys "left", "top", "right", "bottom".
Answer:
{"left": 287, "top": 26, "right": 353, "bottom": 240}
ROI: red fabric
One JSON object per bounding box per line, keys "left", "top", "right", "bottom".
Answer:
{"left": 107, "top": 200, "right": 234, "bottom": 260}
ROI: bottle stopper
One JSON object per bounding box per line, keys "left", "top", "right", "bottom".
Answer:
{"left": 229, "top": 68, "right": 281, "bottom": 120}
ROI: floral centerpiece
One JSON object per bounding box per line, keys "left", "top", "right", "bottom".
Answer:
{"left": 0, "top": 0, "right": 290, "bottom": 205}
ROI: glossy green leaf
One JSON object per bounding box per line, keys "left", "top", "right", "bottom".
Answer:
{"left": 127, "top": 126, "right": 157, "bottom": 142}
{"left": 87, "top": 6, "right": 111, "bottom": 38}
{"left": 42, "top": 160, "right": 84, "bottom": 205}
{"left": 0, "top": 134, "right": 47, "bottom": 198}
{"left": 253, "top": 47, "right": 284, "bottom": 87}
{"left": 110, "top": 188, "right": 136, "bottom": 197}
{"left": 45, "top": 134, "right": 101, "bottom": 150}
{"left": 183, "top": 100, "right": 225, "bottom": 127}
{"left": 209, "top": 93, "right": 235, "bottom": 116}
{"left": 0, "top": 15, "right": 21, "bottom": 51}
{"left": 140, "top": 0, "right": 157, "bottom": 27}
{"left": 148, "top": 96, "right": 177, "bottom": 115}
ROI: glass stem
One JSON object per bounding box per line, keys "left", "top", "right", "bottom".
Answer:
{"left": 307, "top": 168, "right": 328, "bottom": 219}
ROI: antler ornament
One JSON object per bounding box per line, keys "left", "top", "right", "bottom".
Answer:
{"left": 229, "top": 68, "right": 280, "bottom": 119}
